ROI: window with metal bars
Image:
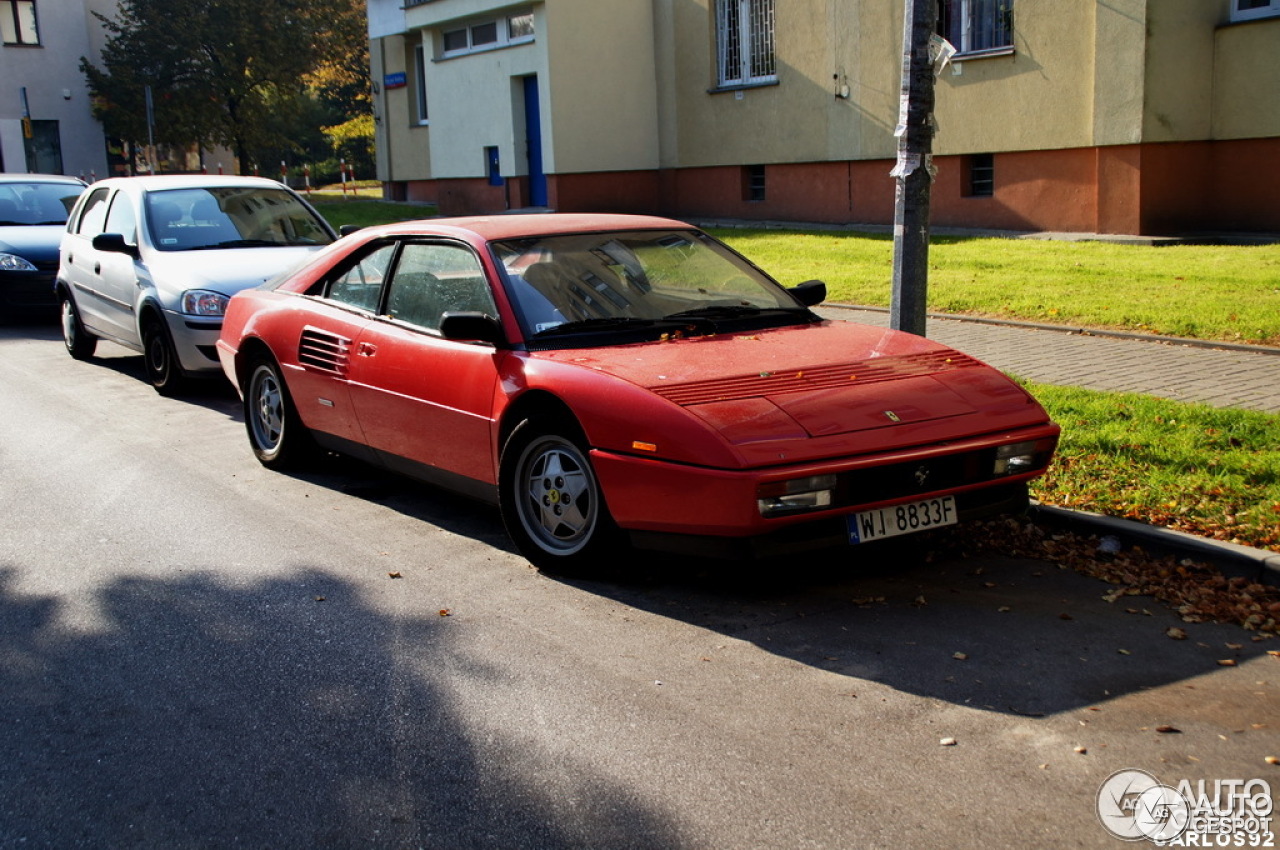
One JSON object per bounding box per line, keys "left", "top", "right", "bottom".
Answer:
{"left": 937, "top": 0, "right": 1013, "bottom": 55}
{"left": 715, "top": 0, "right": 776, "bottom": 88}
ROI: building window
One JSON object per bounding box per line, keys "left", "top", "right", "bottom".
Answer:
{"left": 715, "top": 0, "right": 776, "bottom": 88}
{"left": 744, "top": 165, "right": 766, "bottom": 201}
{"left": 1, "top": 0, "right": 39, "bottom": 45}
{"left": 1231, "top": 0, "right": 1280, "bottom": 21}
{"left": 413, "top": 44, "right": 429, "bottom": 124}
{"left": 440, "top": 9, "right": 535, "bottom": 58}
{"left": 937, "top": 0, "right": 1013, "bottom": 56}
{"left": 965, "top": 154, "right": 994, "bottom": 197}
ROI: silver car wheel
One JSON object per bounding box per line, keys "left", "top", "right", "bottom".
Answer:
{"left": 248, "top": 365, "right": 284, "bottom": 453}
{"left": 515, "top": 435, "right": 599, "bottom": 556}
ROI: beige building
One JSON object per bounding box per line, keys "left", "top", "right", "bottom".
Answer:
{"left": 1, "top": 0, "right": 117, "bottom": 177}
{"left": 369, "top": 0, "right": 1280, "bottom": 236}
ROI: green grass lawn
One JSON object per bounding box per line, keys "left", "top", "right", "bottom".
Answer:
{"left": 710, "top": 229, "right": 1280, "bottom": 346}
{"left": 1025, "top": 383, "right": 1280, "bottom": 552}
{"left": 312, "top": 198, "right": 438, "bottom": 230}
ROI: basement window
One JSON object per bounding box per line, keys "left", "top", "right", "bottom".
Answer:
{"left": 744, "top": 165, "right": 766, "bottom": 202}
{"left": 966, "top": 154, "right": 994, "bottom": 197}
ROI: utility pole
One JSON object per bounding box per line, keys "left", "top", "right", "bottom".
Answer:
{"left": 889, "top": 0, "right": 938, "bottom": 337}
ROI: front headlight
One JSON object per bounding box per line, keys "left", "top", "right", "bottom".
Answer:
{"left": 0, "top": 253, "right": 38, "bottom": 272}
{"left": 181, "top": 289, "right": 230, "bottom": 316}
{"left": 757, "top": 474, "right": 838, "bottom": 517}
{"left": 993, "top": 441, "right": 1040, "bottom": 476}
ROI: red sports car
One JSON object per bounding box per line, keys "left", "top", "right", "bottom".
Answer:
{"left": 217, "top": 214, "right": 1059, "bottom": 572}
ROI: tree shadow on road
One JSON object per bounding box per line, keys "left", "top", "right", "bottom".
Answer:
{"left": 0, "top": 566, "right": 680, "bottom": 848}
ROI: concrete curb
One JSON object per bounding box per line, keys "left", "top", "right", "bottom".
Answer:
{"left": 1029, "top": 504, "right": 1280, "bottom": 587}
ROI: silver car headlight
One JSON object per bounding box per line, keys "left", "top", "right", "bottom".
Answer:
{"left": 0, "top": 252, "right": 38, "bottom": 272}
{"left": 181, "top": 289, "right": 230, "bottom": 316}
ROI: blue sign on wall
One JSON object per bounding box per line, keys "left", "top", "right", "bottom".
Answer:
{"left": 383, "top": 72, "right": 408, "bottom": 90}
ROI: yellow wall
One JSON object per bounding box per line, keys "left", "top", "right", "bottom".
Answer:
{"left": 1213, "top": 16, "right": 1280, "bottom": 140}
{"left": 372, "top": 34, "right": 433, "bottom": 183}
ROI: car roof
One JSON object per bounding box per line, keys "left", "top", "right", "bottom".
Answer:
{"left": 87, "top": 174, "right": 292, "bottom": 192}
{"left": 364, "top": 213, "right": 696, "bottom": 243}
{"left": 0, "top": 173, "right": 87, "bottom": 186}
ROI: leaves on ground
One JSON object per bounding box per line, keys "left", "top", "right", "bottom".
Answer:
{"left": 948, "top": 517, "right": 1280, "bottom": 635}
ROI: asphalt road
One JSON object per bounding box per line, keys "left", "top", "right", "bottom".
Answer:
{"left": 2, "top": 321, "right": 1277, "bottom": 849}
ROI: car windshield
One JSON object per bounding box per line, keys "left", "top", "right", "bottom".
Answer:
{"left": 491, "top": 229, "right": 810, "bottom": 342}
{"left": 0, "top": 181, "right": 83, "bottom": 226}
{"left": 145, "top": 186, "right": 333, "bottom": 252}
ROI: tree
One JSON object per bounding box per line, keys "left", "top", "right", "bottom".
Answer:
{"left": 83, "top": 0, "right": 369, "bottom": 175}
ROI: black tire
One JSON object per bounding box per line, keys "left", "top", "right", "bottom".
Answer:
{"left": 498, "top": 418, "right": 624, "bottom": 574}
{"left": 244, "top": 356, "right": 315, "bottom": 469}
{"left": 59, "top": 291, "right": 97, "bottom": 360}
{"left": 141, "top": 314, "right": 187, "bottom": 396}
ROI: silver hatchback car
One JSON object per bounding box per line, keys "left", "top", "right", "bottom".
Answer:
{"left": 56, "top": 175, "right": 338, "bottom": 394}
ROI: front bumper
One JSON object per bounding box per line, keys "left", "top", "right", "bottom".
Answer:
{"left": 164, "top": 309, "right": 224, "bottom": 375}
{"left": 2, "top": 271, "right": 59, "bottom": 315}
{"left": 590, "top": 422, "right": 1058, "bottom": 555}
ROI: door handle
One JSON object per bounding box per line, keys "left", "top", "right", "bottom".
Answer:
{"left": 357, "top": 342, "right": 377, "bottom": 357}
{"left": 94, "top": 263, "right": 101, "bottom": 275}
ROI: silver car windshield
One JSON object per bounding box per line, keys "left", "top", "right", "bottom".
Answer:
{"left": 492, "top": 229, "right": 803, "bottom": 338}
{"left": 145, "top": 187, "right": 333, "bottom": 252}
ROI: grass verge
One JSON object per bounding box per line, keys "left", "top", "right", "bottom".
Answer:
{"left": 1025, "top": 381, "right": 1280, "bottom": 553}
{"left": 312, "top": 198, "right": 438, "bottom": 230}
{"left": 711, "top": 228, "right": 1280, "bottom": 346}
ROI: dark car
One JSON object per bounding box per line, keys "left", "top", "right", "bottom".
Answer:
{"left": 0, "top": 174, "right": 85, "bottom": 319}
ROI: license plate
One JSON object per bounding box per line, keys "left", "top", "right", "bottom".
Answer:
{"left": 847, "top": 496, "right": 957, "bottom": 544}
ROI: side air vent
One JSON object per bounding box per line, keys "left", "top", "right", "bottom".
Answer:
{"left": 298, "top": 327, "right": 352, "bottom": 376}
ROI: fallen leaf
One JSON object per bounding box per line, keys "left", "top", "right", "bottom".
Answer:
{"left": 438, "top": 608, "right": 452, "bottom": 617}
{"left": 940, "top": 737, "right": 957, "bottom": 746}
{"left": 1156, "top": 725, "right": 1181, "bottom": 734}
{"left": 388, "top": 571, "right": 402, "bottom": 579}
{"left": 1074, "top": 746, "right": 1088, "bottom": 755}
{"left": 1217, "top": 659, "right": 1237, "bottom": 667}
{"left": 1265, "top": 756, "right": 1279, "bottom": 766}
{"left": 1060, "top": 613, "right": 1074, "bottom": 621}
{"left": 1118, "top": 649, "right": 1131, "bottom": 655}
{"left": 953, "top": 652, "right": 968, "bottom": 661}
{"left": 1166, "top": 627, "right": 1188, "bottom": 640}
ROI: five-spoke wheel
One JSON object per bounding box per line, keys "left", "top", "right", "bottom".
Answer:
{"left": 245, "top": 357, "right": 313, "bottom": 468}
{"left": 500, "top": 420, "right": 621, "bottom": 573}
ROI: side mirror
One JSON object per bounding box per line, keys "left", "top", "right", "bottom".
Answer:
{"left": 789, "top": 279, "right": 827, "bottom": 307}
{"left": 339, "top": 224, "right": 362, "bottom": 237}
{"left": 92, "top": 232, "right": 140, "bottom": 259}
{"left": 439, "top": 311, "right": 505, "bottom": 346}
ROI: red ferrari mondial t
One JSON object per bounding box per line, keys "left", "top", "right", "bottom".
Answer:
{"left": 217, "top": 214, "right": 1058, "bottom": 572}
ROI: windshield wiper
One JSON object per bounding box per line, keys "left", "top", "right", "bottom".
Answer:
{"left": 202, "top": 239, "right": 283, "bottom": 249}
{"left": 662, "top": 305, "right": 808, "bottom": 321}
{"left": 532, "top": 317, "right": 660, "bottom": 337}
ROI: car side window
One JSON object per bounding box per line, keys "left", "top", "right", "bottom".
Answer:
{"left": 75, "top": 188, "right": 111, "bottom": 236}
{"left": 326, "top": 242, "right": 397, "bottom": 312}
{"left": 385, "top": 243, "right": 495, "bottom": 332}
{"left": 103, "top": 194, "right": 138, "bottom": 246}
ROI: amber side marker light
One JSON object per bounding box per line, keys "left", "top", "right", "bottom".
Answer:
{"left": 632, "top": 441, "right": 658, "bottom": 453}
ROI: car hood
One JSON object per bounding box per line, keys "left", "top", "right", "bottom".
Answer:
{"left": 0, "top": 225, "right": 64, "bottom": 263}
{"left": 144, "top": 246, "right": 320, "bottom": 296}
{"left": 536, "top": 321, "right": 1042, "bottom": 443}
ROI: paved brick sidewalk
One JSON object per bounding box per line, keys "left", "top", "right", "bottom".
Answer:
{"left": 819, "top": 305, "right": 1280, "bottom": 414}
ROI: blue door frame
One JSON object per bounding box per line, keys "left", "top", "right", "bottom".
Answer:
{"left": 522, "top": 76, "right": 548, "bottom": 208}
